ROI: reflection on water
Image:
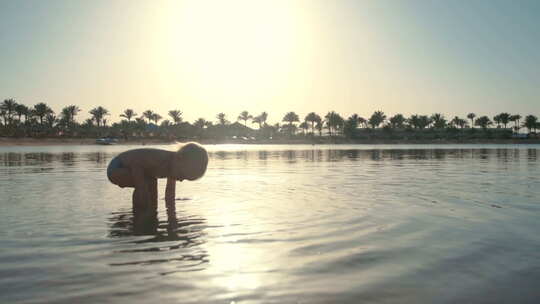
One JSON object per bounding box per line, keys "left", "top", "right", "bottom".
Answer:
{"left": 1, "top": 144, "right": 539, "bottom": 304}
{"left": 1, "top": 147, "right": 538, "bottom": 167}
{"left": 107, "top": 208, "right": 209, "bottom": 271}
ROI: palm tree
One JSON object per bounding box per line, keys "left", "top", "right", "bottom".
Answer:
{"left": 282, "top": 112, "right": 299, "bottom": 135}
{"left": 238, "top": 111, "right": 252, "bottom": 127}
{"left": 523, "top": 115, "right": 538, "bottom": 133}
{"left": 509, "top": 114, "right": 522, "bottom": 132}
{"left": 408, "top": 114, "right": 420, "bottom": 129}
{"left": 305, "top": 112, "right": 321, "bottom": 134}
{"left": 0, "top": 109, "right": 7, "bottom": 126}
{"left": 45, "top": 113, "right": 58, "bottom": 129}
{"left": 160, "top": 120, "right": 172, "bottom": 128}
{"left": 344, "top": 114, "right": 360, "bottom": 138}
{"left": 14, "top": 103, "right": 29, "bottom": 123}
{"left": 316, "top": 120, "right": 323, "bottom": 136}
{"left": 61, "top": 105, "right": 81, "bottom": 127}
{"left": 259, "top": 112, "right": 268, "bottom": 126}
{"left": 1, "top": 99, "right": 18, "bottom": 125}
{"left": 324, "top": 111, "right": 344, "bottom": 136}
{"left": 368, "top": 111, "right": 386, "bottom": 129}
{"left": 474, "top": 116, "right": 492, "bottom": 130}
{"left": 89, "top": 106, "right": 109, "bottom": 127}
{"left": 450, "top": 116, "right": 467, "bottom": 129}
{"left": 467, "top": 113, "right": 476, "bottom": 128}
{"left": 498, "top": 113, "right": 511, "bottom": 129}
{"left": 299, "top": 121, "right": 309, "bottom": 135}
{"left": 142, "top": 110, "right": 154, "bottom": 124}
{"left": 493, "top": 114, "right": 501, "bottom": 128}
{"left": 168, "top": 110, "right": 182, "bottom": 125}
{"left": 151, "top": 113, "right": 162, "bottom": 124}
{"left": 388, "top": 114, "right": 406, "bottom": 129}
{"left": 282, "top": 112, "right": 299, "bottom": 126}
{"left": 431, "top": 113, "right": 447, "bottom": 129}
{"left": 216, "top": 113, "right": 228, "bottom": 126}
{"left": 252, "top": 116, "right": 262, "bottom": 128}
{"left": 193, "top": 118, "right": 207, "bottom": 129}
{"left": 120, "top": 109, "right": 137, "bottom": 122}
{"left": 33, "top": 102, "right": 54, "bottom": 126}
{"left": 358, "top": 116, "right": 367, "bottom": 128}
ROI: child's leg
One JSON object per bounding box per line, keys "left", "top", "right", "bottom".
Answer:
{"left": 146, "top": 177, "right": 158, "bottom": 213}
{"left": 132, "top": 187, "right": 158, "bottom": 235}
{"left": 132, "top": 188, "right": 145, "bottom": 211}
{"left": 131, "top": 177, "right": 157, "bottom": 214}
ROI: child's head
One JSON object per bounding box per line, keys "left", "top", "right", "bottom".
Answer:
{"left": 172, "top": 142, "right": 208, "bottom": 181}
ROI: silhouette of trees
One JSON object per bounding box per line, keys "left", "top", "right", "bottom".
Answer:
{"left": 1, "top": 96, "right": 538, "bottom": 141}
{"left": 89, "top": 106, "right": 109, "bottom": 127}
{"left": 325, "top": 111, "right": 343, "bottom": 136}
{"left": 418, "top": 115, "right": 432, "bottom": 129}
{"left": 497, "top": 112, "right": 510, "bottom": 129}
{"left": 510, "top": 114, "right": 522, "bottom": 132}
{"left": 358, "top": 116, "right": 367, "bottom": 128}
{"left": 61, "top": 105, "right": 81, "bottom": 126}
{"left": 168, "top": 110, "right": 182, "bottom": 125}
{"left": 238, "top": 111, "right": 252, "bottom": 127}
{"left": 193, "top": 118, "right": 207, "bottom": 129}
{"left": 450, "top": 116, "right": 467, "bottom": 129}
{"left": 467, "top": 113, "right": 476, "bottom": 128}
{"left": 120, "top": 109, "right": 137, "bottom": 122}
{"left": 368, "top": 111, "right": 386, "bottom": 129}
{"left": 14, "top": 103, "right": 29, "bottom": 123}
{"left": 142, "top": 110, "right": 154, "bottom": 124}
{"left": 493, "top": 114, "right": 502, "bottom": 128}
{"left": 523, "top": 115, "right": 538, "bottom": 133}
{"left": 299, "top": 121, "right": 309, "bottom": 135}
{"left": 475, "top": 116, "right": 492, "bottom": 130}
{"left": 151, "top": 113, "right": 162, "bottom": 124}
{"left": 344, "top": 114, "right": 359, "bottom": 138}
{"left": 33, "top": 102, "right": 53, "bottom": 126}
{"left": 282, "top": 112, "right": 299, "bottom": 135}
{"left": 408, "top": 114, "right": 431, "bottom": 129}
{"left": 252, "top": 112, "right": 268, "bottom": 129}
{"left": 388, "top": 114, "right": 406, "bottom": 129}
{"left": 216, "top": 113, "right": 228, "bottom": 126}
{"left": 431, "top": 113, "right": 447, "bottom": 129}
{"left": 305, "top": 112, "right": 322, "bottom": 135}
{"left": 282, "top": 112, "right": 299, "bottom": 126}
{"left": 1, "top": 99, "right": 17, "bottom": 126}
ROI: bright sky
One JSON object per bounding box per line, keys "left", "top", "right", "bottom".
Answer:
{"left": 1, "top": 0, "right": 539, "bottom": 124}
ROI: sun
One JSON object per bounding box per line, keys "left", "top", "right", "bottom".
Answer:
{"left": 154, "top": 1, "right": 310, "bottom": 112}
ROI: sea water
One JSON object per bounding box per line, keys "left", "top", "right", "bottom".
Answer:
{"left": 1, "top": 144, "right": 539, "bottom": 303}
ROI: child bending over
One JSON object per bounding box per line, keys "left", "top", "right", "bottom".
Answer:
{"left": 107, "top": 142, "right": 208, "bottom": 224}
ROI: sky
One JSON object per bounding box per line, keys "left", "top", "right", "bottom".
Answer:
{"left": 1, "top": 0, "right": 539, "bottom": 124}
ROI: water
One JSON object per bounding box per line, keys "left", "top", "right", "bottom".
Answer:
{"left": 1, "top": 144, "right": 539, "bottom": 304}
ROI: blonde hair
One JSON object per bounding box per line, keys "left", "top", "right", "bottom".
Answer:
{"left": 177, "top": 142, "right": 208, "bottom": 179}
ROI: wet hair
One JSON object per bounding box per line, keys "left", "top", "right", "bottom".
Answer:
{"left": 176, "top": 142, "right": 208, "bottom": 180}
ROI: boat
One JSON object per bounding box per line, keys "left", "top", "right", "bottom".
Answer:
{"left": 95, "top": 137, "right": 118, "bottom": 145}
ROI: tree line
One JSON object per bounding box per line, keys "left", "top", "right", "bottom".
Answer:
{"left": 1, "top": 98, "right": 538, "bottom": 140}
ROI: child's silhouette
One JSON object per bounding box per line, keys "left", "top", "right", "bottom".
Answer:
{"left": 107, "top": 142, "right": 208, "bottom": 223}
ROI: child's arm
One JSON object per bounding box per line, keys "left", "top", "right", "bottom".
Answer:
{"left": 165, "top": 177, "right": 177, "bottom": 228}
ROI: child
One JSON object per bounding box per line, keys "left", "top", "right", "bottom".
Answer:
{"left": 107, "top": 142, "right": 208, "bottom": 223}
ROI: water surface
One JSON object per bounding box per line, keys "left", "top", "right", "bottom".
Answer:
{"left": 1, "top": 144, "right": 539, "bottom": 303}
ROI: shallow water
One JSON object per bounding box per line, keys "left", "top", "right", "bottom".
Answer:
{"left": 1, "top": 144, "right": 539, "bottom": 304}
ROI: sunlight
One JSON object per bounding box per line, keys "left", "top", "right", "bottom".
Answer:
{"left": 159, "top": 0, "right": 308, "bottom": 109}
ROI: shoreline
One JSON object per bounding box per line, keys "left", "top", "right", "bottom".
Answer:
{"left": 1, "top": 137, "right": 539, "bottom": 146}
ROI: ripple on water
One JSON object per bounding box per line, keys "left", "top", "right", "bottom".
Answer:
{"left": 1, "top": 145, "right": 539, "bottom": 303}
